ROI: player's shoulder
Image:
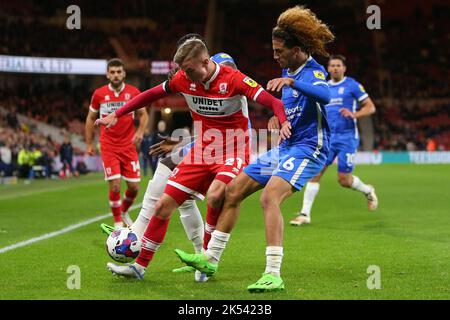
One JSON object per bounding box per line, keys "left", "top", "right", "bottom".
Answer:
{"left": 92, "top": 85, "right": 109, "bottom": 97}
{"left": 124, "top": 83, "right": 141, "bottom": 94}
{"left": 304, "top": 57, "right": 328, "bottom": 80}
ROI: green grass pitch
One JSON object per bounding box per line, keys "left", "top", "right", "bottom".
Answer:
{"left": 0, "top": 164, "right": 449, "bottom": 299}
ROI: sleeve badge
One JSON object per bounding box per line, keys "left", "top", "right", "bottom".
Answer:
{"left": 313, "top": 70, "right": 326, "bottom": 80}
{"left": 243, "top": 76, "right": 258, "bottom": 88}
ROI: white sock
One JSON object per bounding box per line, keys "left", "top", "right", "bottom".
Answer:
{"left": 351, "top": 176, "right": 371, "bottom": 195}
{"left": 264, "top": 246, "right": 283, "bottom": 277}
{"left": 206, "top": 230, "right": 230, "bottom": 264}
{"left": 300, "top": 182, "right": 320, "bottom": 216}
{"left": 131, "top": 163, "right": 172, "bottom": 239}
{"left": 179, "top": 199, "right": 204, "bottom": 253}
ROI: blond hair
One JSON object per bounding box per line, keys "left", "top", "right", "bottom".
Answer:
{"left": 173, "top": 38, "right": 208, "bottom": 65}
{"left": 273, "top": 6, "right": 334, "bottom": 57}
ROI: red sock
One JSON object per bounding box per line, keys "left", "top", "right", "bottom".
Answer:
{"left": 203, "top": 205, "right": 222, "bottom": 250}
{"left": 109, "top": 191, "right": 122, "bottom": 223}
{"left": 136, "top": 216, "right": 170, "bottom": 268}
{"left": 121, "top": 189, "right": 138, "bottom": 213}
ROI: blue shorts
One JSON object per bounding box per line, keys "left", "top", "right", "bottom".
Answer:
{"left": 244, "top": 143, "right": 328, "bottom": 191}
{"left": 325, "top": 135, "right": 359, "bottom": 173}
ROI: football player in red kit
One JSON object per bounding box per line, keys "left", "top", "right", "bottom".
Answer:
{"left": 96, "top": 36, "right": 291, "bottom": 279}
{"left": 85, "top": 58, "right": 148, "bottom": 228}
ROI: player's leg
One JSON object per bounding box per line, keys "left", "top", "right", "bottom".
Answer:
{"left": 246, "top": 176, "right": 295, "bottom": 292}
{"left": 119, "top": 146, "right": 141, "bottom": 226}
{"left": 175, "top": 171, "right": 263, "bottom": 274}
{"left": 290, "top": 168, "right": 325, "bottom": 226}
{"left": 336, "top": 143, "right": 378, "bottom": 210}
{"left": 107, "top": 193, "right": 181, "bottom": 278}
{"left": 107, "top": 178, "right": 123, "bottom": 228}
{"left": 291, "top": 144, "right": 337, "bottom": 226}
{"left": 130, "top": 160, "right": 172, "bottom": 238}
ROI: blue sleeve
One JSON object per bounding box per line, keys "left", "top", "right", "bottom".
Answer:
{"left": 351, "top": 80, "right": 369, "bottom": 103}
{"left": 292, "top": 80, "right": 330, "bottom": 105}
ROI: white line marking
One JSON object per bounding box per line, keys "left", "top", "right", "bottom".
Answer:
{"left": 0, "top": 203, "right": 142, "bottom": 254}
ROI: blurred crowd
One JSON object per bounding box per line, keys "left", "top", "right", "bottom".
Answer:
{"left": 0, "top": 109, "right": 83, "bottom": 181}
{"left": 0, "top": 0, "right": 449, "bottom": 180}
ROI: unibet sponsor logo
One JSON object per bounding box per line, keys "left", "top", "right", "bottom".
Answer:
{"left": 243, "top": 76, "right": 257, "bottom": 88}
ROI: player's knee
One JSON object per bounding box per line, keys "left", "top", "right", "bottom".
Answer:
{"left": 128, "top": 184, "right": 140, "bottom": 193}
{"left": 224, "top": 183, "right": 243, "bottom": 205}
{"left": 109, "top": 183, "right": 121, "bottom": 193}
{"left": 207, "top": 189, "right": 225, "bottom": 208}
{"left": 153, "top": 199, "right": 172, "bottom": 219}
{"left": 259, "top": 189, "right": 279, "bottom": 210}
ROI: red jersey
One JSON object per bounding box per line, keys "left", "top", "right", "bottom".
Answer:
{"left": 89, "top": 83, "right": 141, "bottom": 149}
{"left": 163, "top": 63, "right": 263, "bottom": 161}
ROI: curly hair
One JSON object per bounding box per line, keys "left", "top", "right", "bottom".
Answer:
{"left": 272, "top": 6, "right": 335, "bottom": 57}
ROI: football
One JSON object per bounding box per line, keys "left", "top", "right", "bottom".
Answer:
{"left": 106, "top": 228, "right": 141, "bottom": 263}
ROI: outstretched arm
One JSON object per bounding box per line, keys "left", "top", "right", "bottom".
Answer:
{"left": 95, "top": 84, "right": 169, "bottom": 127}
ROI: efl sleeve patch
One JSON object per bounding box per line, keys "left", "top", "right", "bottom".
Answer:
{"left": 359, "top": 84, "right": 366, "bottom": 93}
{"left": 243, "top": 76, "right": 258, "bottom": 88}
{"left": 313, "top": 70, "right": 326, "bottom": 80}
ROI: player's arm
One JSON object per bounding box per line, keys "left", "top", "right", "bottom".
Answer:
{"left": 95, "top": 83, "right": 172, "bottom": 128}
{"left": 133, "top": 107, "right": 149, "bottom": 145}
{"left": 85, "top": 91, "right": 100, "bottom": 155}
{"left": 267, "top": 73, "right": 331, "bottom": 104}
{"left": 235, "top": 73, "right": 291, "bottom": 139}
{"left": 340, "top": 83, "right": 375, "bottom": 119}
{"left": 353, "top": 97, "right": 376, "bottom": 119}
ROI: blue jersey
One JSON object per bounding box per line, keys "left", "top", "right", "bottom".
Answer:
{"left": 243, "top": 56, "right": 330, "bottom": 191}
{"left": 326, "top": 76, "right": 369, "bottom": 139}
{"left": 281, "top": 56, "right": 330, "bottom": 155}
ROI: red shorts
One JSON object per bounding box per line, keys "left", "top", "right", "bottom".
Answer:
{"left": 164, "top": 156, "right": 247, "bottom": 205}
{"left": 100, "top": 144, "right": 140, "bottom": 182}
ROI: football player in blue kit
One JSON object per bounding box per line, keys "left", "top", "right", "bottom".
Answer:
{"left": 175, "top": 6, "right": 335, "bottom": 292}
{"left": 291, "top": 54, "right": 378, "bottom": 226}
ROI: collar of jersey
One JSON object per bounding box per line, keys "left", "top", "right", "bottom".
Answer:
{"left": 108, "top": 83, "right": 126, "bottom": 97}
{"left": 328, "top": 76, "right": 347, "bottom": 86}
{"left": 201, "top": 61, "right": 220, "bottom": 90}
{"left": 287, "top": 56, "right": 313, "bottom": 77}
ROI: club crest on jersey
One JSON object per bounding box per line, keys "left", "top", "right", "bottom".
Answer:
{"left": 313, "top": 70, "right": 326, "bottom": 80}
{"left": 243, "top": 77, "right": 257, "bottom": 88}
{"left": 219, "top": 83, "right": 228, "bottom": 94}
{"left": 190, "top": 83, "right": 197, "bottom": 91}
{"left": 338, "top": 87, "right": 345, "bottom": 94}
{"left": 125, "top": 93, "right": 131, "bottom": 100}
{"left": 292, "top": 89, "right": 299, "bottom": 98}
{"left": 105, "top": 95, "right": 110, "bottom": 101}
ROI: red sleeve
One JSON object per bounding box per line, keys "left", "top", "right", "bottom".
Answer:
{"left": 255, "top": 90, "right": 287, "bottom": 124}
{"left": 115, "top": 83, "right": 169, "bottom": 117}
{"left": 232, "top": 71, "right": 263, "bottom": 101}
{"left": 89, "top": 89, "right": 100, "bottom": 113}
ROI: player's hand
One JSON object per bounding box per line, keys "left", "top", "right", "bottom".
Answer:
{"left": 279, "top": 121, "right": 292, "bottom": 141}
{"left": 149, "top": 135, "right": 181, "bottom": 156}
{"left": 133, "top": 131, "right": 144, "bottom": 146}
{"left": 86, "top": 143, "right": 95, "bottom": 156}
{"left": 268, "top": 116, "right": 280, "bottom": 133}
{"left": 267, "top": 78, "right": 294, "bottom": 92}
{"left": 94, "top": 112, "right": 118, "bottom": 128}
{"left": 339, "top": 108, "right": 356, "bottom": 119}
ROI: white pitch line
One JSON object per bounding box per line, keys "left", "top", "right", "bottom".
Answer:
{"left": 0, "top": 203, "right": 142, "bottom": 254}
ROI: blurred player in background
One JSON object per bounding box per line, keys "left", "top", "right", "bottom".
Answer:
{"left": 85, "top": 58, "right": 148, "bottom": 228}
{"left": 290, "top": 54, "right": 378, "bottom": 226}
{"left": 175, "top": 6, "right": 334, "bottom": 293}
{"left": 96, "top": 34, "right": 289, "bottom": 280}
